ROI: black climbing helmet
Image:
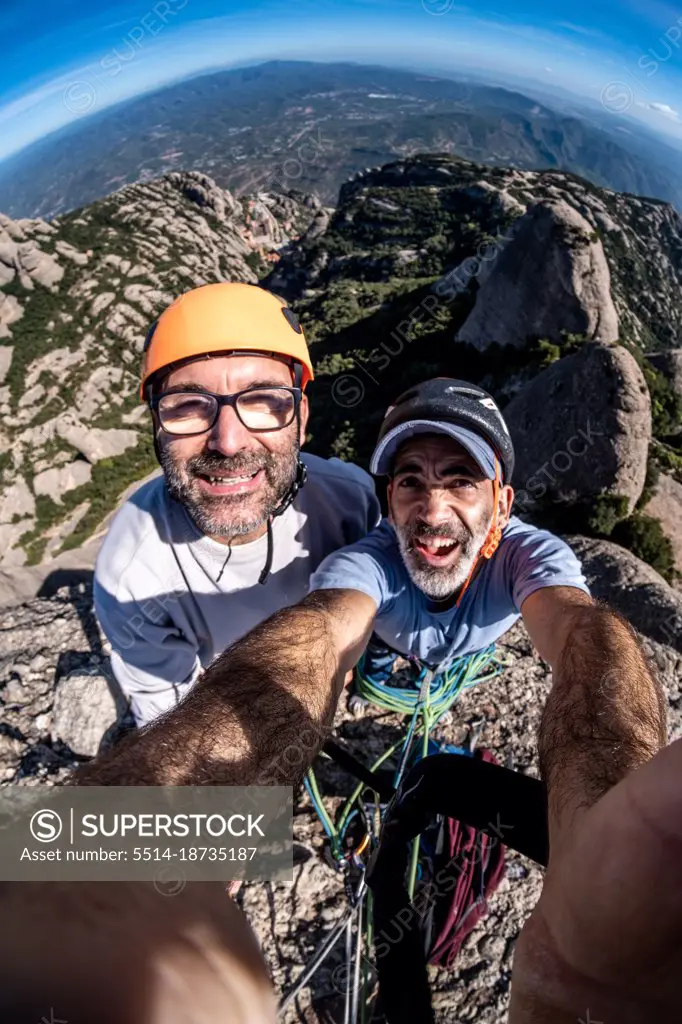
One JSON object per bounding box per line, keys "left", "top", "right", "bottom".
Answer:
{"left": 370, "top": 378, "right": 515, "bottom": 483}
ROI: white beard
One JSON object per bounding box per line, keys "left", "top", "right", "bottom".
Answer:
{"left": 396, "top": 519, "right": 491, "bottom": 600}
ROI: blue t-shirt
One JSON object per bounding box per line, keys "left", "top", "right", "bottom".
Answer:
{"left": 309, "top": 516, "right": 589, "bottom": 668}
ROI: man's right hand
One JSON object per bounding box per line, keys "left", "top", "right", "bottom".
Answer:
{"left": 72, "top": 589, "right": 377, "bottom": 788}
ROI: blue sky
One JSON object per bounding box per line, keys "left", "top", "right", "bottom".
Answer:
{"left": 2, "top": 0, "right": 682, "bottom": 161}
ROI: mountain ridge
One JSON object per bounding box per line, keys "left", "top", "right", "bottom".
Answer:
{"left": 1, "top": 61, "right": 681, "bottom": 220}
{"left": 0, "top": 152, "right": 680, "bottom": 578}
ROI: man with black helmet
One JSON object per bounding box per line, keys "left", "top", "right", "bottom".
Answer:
{"left": 310, "top": 376, "right": 588, "bottom": 682}
{"left": 288, "top": 377, "right": 663, "bottom": 828}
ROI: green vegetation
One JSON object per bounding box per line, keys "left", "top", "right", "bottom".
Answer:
{"left": 244, "top": 251, "right": 266, "bottom": 275}
{"left": 20, "top": 493, "right": 63, "bottom": 565}
{"left": 611, "top": 514, "right": 676, "bottom": 583}
{"left": 531, "top": 333, "right": 590, "bottom": 368}
{"left": 624, "top": 343, "right": 682, "bottom": 440}
{"left": 60, "top": 434, "right": 158, "bottom": 554}
{"left": 20, "top": 434, "right": 157, "bottom": 564}
{"left": 532, "top": 494, "right": 630, "bottom": 539}
{"left": 529, "top": 491, "right": 675, "bottom": 581}
{"left": 2, "top": 274, "right": 80, "bottom": 404}
{"left": 585, "top": 495, "right": 632, "bottom": 536}
{"left": 652, "top": 439, "right": 682, "bottom": 485}
{"left": 636, "top": 457, "right": 661, "bottom": 511}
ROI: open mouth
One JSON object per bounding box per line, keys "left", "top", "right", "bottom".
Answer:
{"left": 412, "top": 535, "right": 460, "bottom": 567}
{"left": 195, "top": 468, "right": 264, "bottom": 496}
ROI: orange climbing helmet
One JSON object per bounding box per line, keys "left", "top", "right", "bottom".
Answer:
{"left": 140, "top": 282, "right": 314, "bottom": 400}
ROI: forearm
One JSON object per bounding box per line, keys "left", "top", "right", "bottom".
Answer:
{"left": 71, "top": 591, "right": 371, "bottom": 787}
{"left": 538, "top": 604, "right": 667, "bottom": 838}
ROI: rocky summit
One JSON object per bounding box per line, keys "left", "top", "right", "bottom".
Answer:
{"left": 0, "top": 151, "right": 681, "bottom": 1023}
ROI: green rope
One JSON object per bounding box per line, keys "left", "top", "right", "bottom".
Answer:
{"left": 305, "top": 766, "right": 338, "bottom": 842}
{"left": 406, "top": 671, "right": 435, "bottom": 899}
{"left": 303, "top": 645, "right": 508, "bottom": 1013}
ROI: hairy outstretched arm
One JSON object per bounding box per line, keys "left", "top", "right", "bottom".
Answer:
{"left": 71, "top": 589, "right": 377, "bottom": 787}
{"left": 522, "top": 587, "right": 667, "bottom": 843}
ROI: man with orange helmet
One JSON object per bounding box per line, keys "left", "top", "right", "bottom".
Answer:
{"left": 93, "top": 282, "right": 379, "bottom": 726}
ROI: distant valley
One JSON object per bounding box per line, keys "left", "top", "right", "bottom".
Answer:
{"left": 1, "top": 61, "right": 682, "bottom": 219}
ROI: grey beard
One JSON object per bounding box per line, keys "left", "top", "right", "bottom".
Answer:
{"left": 160, "top": 441, "right": 299, "bottom": 541}
{"left": 396, "top": 520, "right": 490, "bottom": 600}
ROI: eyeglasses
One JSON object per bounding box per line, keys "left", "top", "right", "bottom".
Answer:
{"left": 152, "top": 386, "right": 302, "bottom": 436}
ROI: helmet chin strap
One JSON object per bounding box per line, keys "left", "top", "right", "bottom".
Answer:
{"left": 455, "top": 458, "right": 502, "bottom": 609}
{"left": 258, "top": 456, "right": 307, "bottom": 585}
{"left": 259, "top": 362, "right": 307, "bottom": 583}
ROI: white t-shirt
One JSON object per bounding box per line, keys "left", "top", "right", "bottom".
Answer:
{"left": 94, "top": 453, "right": 380, "bottom": 725}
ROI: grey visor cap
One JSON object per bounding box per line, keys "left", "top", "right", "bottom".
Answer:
{"left": 370, "top": 420, "right": 498, "bottom": 479}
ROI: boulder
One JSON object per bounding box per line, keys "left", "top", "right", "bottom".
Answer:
{"left": 57, "top": 421, "right": 140, "bottom": 463}
{"left": 646, "top": 348, "right": 682, "bottom": 398}
{"left": 17, "top": 240, "right": 64, "bottom": 289}
{"left": 642, "top": 472, "right": 682, "bottom": 574}
{"left": 54, "top": 239, "right": 89, "bottom": 265}
{"left": 122, "top": 282, "right": 174, "bottom": 316}
{"left": 91, "top": 291, "right": 116, "bottom": 316}
{"left": 505, "top": 343, "right": 651, "bottom": 514}
{"left": 24, "top": 346, "right": 85, "bottom": 392}
{"left": 51, "top": 671, "right": 125, "bottom": 757}
{"left": 0, "top": 293, "right": 23, "bottom": 338}
{"left": 569, "top": 534, "right": 682, "bottom": 654}
{"left": 75, "top": 365, "right": 126, "bottom": 420}
{"left": 18, "top": 383, "right": 45, "bottom": 408}
{"left": 457, "top": 199, "right": 620, "bottom": 350}
{"left": 33, "top": 460, "right": 93, "bottom": 503}
{"left": 166, "top": 170, "right": 240, "bottom": 223}
{"left": 0, "top": 213, "right": 27, "bottom": 241}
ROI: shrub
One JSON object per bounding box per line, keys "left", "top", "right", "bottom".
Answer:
{"left": 611, "top": 514, "right": 676, "bottom": 583}
{"left": 585, "top": 494, "right": 631, "bottom": 535}
{"left": 651, "top": 439, "right": 682, "bottom": 485}
{"left": 625, "top": 344, "right": 682, "bottom": 440}
{"left": 528, "top": 493, "right": 630, "bottom": 538}
{"left": 636, "top": 457, "right": 660, "bottom": 510}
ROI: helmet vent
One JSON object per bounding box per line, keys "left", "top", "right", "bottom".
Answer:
{"left": 282, "top": 307, "right": 303, "bottom": 334}
{"left": 143, "top": 321, "right": 157, "bottom": 352}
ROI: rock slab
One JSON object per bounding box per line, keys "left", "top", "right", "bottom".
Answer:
{"left": 569, "top": 534, "right": 682, "bottom": 654}
{"left": 504, "top": 343, "right": 651, "bottom": 513}
{"left": 457, "top": 200, "right": 620, "bottom": 351}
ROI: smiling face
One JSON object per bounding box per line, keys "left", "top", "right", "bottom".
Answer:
{"left": 156, "top": 353, "right": 309, "bottom": 545}
{"left": 387, "top": 434, "right": 512, "bottom": 601}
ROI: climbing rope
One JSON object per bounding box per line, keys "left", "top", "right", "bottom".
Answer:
{"left": 279, "top": 645, "right": 508, "bottom": 1019}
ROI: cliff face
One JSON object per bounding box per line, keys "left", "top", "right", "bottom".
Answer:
{"left": 270, "top": 154, "right": 682, "bottom": 354}
{"left": 0, "top": 171, "right": 318, "bottom": 567}
{"left": 1, "top": 152, "right": 681, "bottom": 578}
